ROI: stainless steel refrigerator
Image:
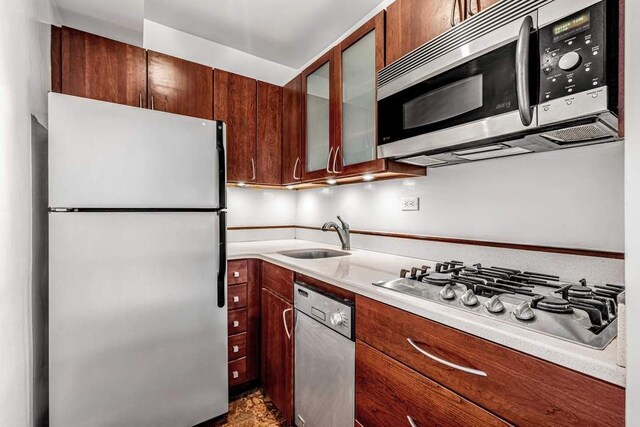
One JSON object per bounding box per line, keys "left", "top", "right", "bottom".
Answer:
{"left": 48, "top": 93, "right": 228, "bottom": 426}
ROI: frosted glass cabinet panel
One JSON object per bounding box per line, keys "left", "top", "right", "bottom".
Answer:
{"left": 306, "top": 62, "right": 331, "bottom": 173}
{"left": 341, "top": 31, "right": 376, "bottom": 167}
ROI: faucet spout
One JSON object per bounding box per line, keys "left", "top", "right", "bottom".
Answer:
{"left": 320, "top": 217, "right": 350, "bottom": 250}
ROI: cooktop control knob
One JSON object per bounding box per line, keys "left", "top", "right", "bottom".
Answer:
{"left": 440, "top": 284, "right": 456, "bottom": 300}
{"left": 558, "top": 51, "right": 581, "bottom": 71}
{"left": 485, "top": 295, "right": 505, "bottom": 314}
{"left": 330, "top": 312, "right": 346, "bottom": 326}
{"left": 461, "top": 289, "right": 479, "bottom": 306}
{"left": 513, "top": 301, "right": 535, "bottom": 321}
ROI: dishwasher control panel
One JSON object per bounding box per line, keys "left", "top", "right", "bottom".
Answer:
{"left": 294, "top": 282, "right": 354, "bottom": 340}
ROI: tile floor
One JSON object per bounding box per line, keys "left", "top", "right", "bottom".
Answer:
{"left": 212, "top": 388, "right": 286, "bottom": 427}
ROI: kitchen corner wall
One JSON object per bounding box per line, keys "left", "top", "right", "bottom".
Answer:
{"left": 297, "top": 142, "right": 624, "bottom": 252}
{"left": 227, "top": 141, "right": 624, "bottom": 282}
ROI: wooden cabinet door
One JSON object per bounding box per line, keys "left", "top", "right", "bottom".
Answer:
{"left": 467, "top": 0, "right": 501, "bottom": 16}
{"left": 214, "top": 69, "right": 257, "bottom": 183}
{"left": 61, "top": 27, "right": 147, "bottom": 107}
{"left": 356, "top": 340, "right": 508, "bottom": 427}
{"left": 334, "top": 12, "right": 385, "bottom": 177}
{"left": 302, "top": 51, "right": 336, "bottom": 182}
{"left": 260, "top": 288, "right": 294, "bottom": 424}
{"left": 386, "top": 0, "right": 464, "bottom": 65}
{"left": 256, "top": 81, "right": 282, "bottom": 185}
{"left": 282, "top": 75, "right": 303, "bottom": 185}
{"left": 147, "top": 51, "right": 213, "bottom": 119}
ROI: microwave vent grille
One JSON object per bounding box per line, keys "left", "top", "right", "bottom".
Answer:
{"left": 378, "top": 0, "right": 550, "bottom": 89}
{"left": 541, "top": 124, "right": 615, "bottom": 144}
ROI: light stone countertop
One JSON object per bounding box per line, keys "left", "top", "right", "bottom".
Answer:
{"left": 228, "top": 239, "right": 626, "bottom": 387}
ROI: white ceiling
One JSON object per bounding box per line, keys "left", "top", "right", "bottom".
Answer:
{"left": 55, "top": 0, "right": 145, "bottom": 34}
{"left": 54, "top": 0, "right": 386, "bottom": 69}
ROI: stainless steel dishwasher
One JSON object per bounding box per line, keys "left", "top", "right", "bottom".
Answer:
{"left": 294, "top": 282, "right": 355, "bottom": 427}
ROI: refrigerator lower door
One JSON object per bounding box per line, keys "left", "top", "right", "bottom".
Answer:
{"left": 49, "top": 212, "right": 227, "bottom": 427}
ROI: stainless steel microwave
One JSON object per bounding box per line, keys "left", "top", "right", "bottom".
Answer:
{"left": 377, "top": 0, "right": 620, "bottom": 167}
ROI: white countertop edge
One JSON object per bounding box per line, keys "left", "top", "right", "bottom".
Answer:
{"left": 228, "top": 239, "right": 626, "bottom": 387}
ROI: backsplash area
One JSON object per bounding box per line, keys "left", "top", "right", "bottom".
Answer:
{"left": 228, "top": 142, "right": 625, "bottom": 282}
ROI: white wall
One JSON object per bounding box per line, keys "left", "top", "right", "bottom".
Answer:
{"left": 297, "top": 142, "right": 625, "bottom": 252}
{"left": 625, "top": 0, "right": 639, "bottom": 423}
{"left": 0, "top": 0, "right": 60, "bottom": 426}
{"left": 143, "top": 20, "right": 297, "bottom": 86}
{"left": 227, "top": 187, "right": 297, "bottom": 242}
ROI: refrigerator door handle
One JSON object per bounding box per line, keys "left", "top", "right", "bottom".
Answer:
{"left": 216, "top": 121, "right": 227, "bottom": 309}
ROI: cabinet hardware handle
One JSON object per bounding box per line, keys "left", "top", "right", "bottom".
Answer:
{"left": 407, "top": 415, "right": 417, "bottom": 427}
{"left": 139, "top": 93, "right": 143, "bottom": 108}
{"left": 326, "top": 147, "right": 334, "bottom": 173}
{"left": 233, "top": 296, "right": 240, "bottom": 303}
{"left": 150, "top": 95, "right": 154, "bottom": 110}
{"left": 406, "top": 338, "right": 487, "bottom": 377}
{"left": 233, "top": 271, "right": 240, "bottom": 278}
{"left": 232, "top": 345, "right": 239, "bottom": 353}
{"left": 250, "top": 158, "right": 256, "bottom": 181}
{"left": 450, "top": 0, "right": 459, "bottom": 27}
{"left": 282, "top": 307, "right": 293, "bottom": 340}
{"left": 233, "top": 320, "right": 239, "bottom": 327}
{"left": 232, "top": 370, "right": 239, "bottom": 379}
{"left": 467, "top": 0, "right": 475, "bottom": 16}
{"left": 332, "top": 146, "right": 340, "bottom": 173}
{"left": 293, "top": 157, "right": 301, "bottom": 180}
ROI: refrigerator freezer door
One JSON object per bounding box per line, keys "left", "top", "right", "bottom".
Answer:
{"left": 49, "top": 212, "right": 227, "bottom": 426}
{"left": 49, "top": 93, "right": 221, "bottom": 208}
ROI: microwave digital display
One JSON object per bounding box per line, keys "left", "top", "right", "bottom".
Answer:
{"left": 553, "top": 11, "right": 590, "bottom": 42}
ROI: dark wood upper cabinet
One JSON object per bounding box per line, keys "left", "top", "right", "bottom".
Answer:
{"left": 385, "top": 0, "right": 465, "bottom": 65}
{"left": 260, "top": 287, "right": 294, "bottom": 424}
{"left": 333, "top": 12, "right": 385, "bottom": 177}
{"left": 301, "top": 50, "right": 336, "bottom": 182}
{"left": 147, "top": 51, "right": 213, "bottom": 119}
{"left": 256, "top": 81, "right": 283, "bottom": 185}
{"left": 214, "top": 69, "right": 257, "bottom": 183}
{"left": 468, "top": 0, "right": 501, "bottom": 15}
{"left": 60, "top": 27, "right": 147, "bottom": 107}
{"left": 282, "top": 75, "right": 303, "bottom": 185}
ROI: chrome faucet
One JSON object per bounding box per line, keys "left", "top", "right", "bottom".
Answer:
{"left": 321, "top": 216, "right": 350, "bottom": 250}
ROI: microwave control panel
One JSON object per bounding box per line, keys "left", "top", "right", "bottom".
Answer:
{"left": 538, "top": 2, "right": 607, "bottom": 103}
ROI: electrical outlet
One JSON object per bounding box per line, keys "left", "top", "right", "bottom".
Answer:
{"left": 401, "top": 196, "right": 420, "bottom": 211}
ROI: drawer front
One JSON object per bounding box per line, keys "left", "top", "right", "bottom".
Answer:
{"left": 228, "top": 332, "right": 247, "bottom": 361}
{"left": 356, "top": 296, "right": 625, "bottom": 426}
{"left": 228, "top": 284, "right": 248, "bottom": 310}
{"left": 228, "top": 260, "right": 248, "bottom": 285}
{"left": 356, "top": 340, "right": 507, "bottom": 427}
{"left": 228, "top": 357, "right": 247, "bottom": 386}
{"left": 262, "top": 262, "right": 293, "bottom": 301}
{"left": 228, "top": 309, "right": 248, "bottom": 335}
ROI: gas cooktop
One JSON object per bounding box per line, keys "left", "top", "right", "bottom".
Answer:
{"left": 373, "top": 261, "right": 624, "bottom": 349}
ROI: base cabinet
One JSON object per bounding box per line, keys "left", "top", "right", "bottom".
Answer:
{"left": 356, "top": 340, "right": 507, "bottom": 427}
{"left": 227, "top": 260, "right": 259, "bottom": 390}
{"left": 260, "top": 287, "right": 294, "bottom": 424}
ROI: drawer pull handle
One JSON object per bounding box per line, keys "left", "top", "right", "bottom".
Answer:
{"left": 282, "top": 307, "right": 293, "bottom": 340}
{"left": 233, "top": 320, "right": 239, "bottom": 328}
{"left": 233, "top": 296, "right": 240, "bottom": 303}
{"left": 232, "top": 345, "right": 239, "bottom": 353}
{"left": 407, "top": 415, "right": 417, "bottom": 427}
{"left": 407, "top": 338, "right": 487, "bottom": 377}
{"left": 232, "top": 371, "right": 239, "bottom": 379}
{"left": 233, "top": 271, "right": 240, "bottom": 278}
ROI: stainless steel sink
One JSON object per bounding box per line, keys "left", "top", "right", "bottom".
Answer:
{"left": 277, "top": 248, "right": 351, "bottom": 259}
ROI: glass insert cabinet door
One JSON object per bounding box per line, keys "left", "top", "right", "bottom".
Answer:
{"left": 341, "top": 30, "right": 376, "bottom": 167}
{"left": 305, "top": 62, "right": 331, "bottom": 173}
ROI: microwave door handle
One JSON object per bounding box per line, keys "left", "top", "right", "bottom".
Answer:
{"left": 516, "top": 15, "right": 534, "bottom": 127}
